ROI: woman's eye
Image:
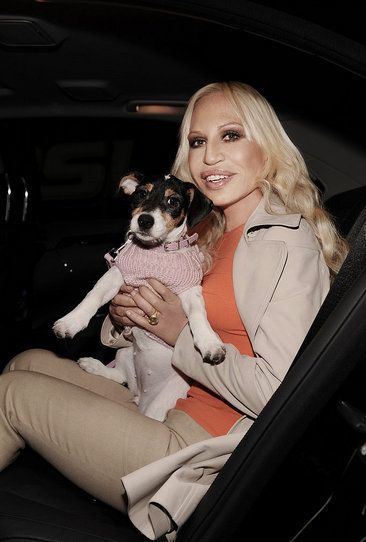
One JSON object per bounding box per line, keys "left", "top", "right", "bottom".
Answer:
{"left": 189, "top": 137, "right": 205, "bottom": 149}
{"left": 223, "top": 130, "right": 241, "bottom": 142}
{"left": 167, "top": 196, "right": 180, "bottom": 209}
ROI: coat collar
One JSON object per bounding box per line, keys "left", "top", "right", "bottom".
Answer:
{"left": 244, "top": 195, "right": 302, "bottom": 236}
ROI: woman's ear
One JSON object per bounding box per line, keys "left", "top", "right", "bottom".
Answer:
{"left": 186, "top": 185, "right": 213, "bottom": 228}
{"left": 119, "top": 171, "right": 144, "bottom": 195}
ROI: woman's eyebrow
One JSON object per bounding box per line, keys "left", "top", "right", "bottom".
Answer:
{"left": 187, "top": 130, "right": 202, "bottom": 137}
{"left": 218, "top": 121, "right": 243, "bottom": 129}
{"left": 188, "top": 121, "right": 242, "bottom": 136}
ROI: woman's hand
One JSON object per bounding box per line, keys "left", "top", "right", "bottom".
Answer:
{"left": 109, "top": 284, "right": 143, "bottom": 331}
{"left": 109, "top": 279, "right": 188, "bottom": 346}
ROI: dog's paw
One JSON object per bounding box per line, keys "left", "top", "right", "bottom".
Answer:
{"left": 202, "top": 344, "right": 226, "bottom": 365}
{"left": 195, "top": 336, "right": 226, "bottom": 365}
{"left": 78, "top": 357, "right": 105, "bottom": 375}
{"left": 53, "top": 312, "right": 89, "bottom": 339}
{"left": 189, "top": 322, "right": 226, "bottom": 365}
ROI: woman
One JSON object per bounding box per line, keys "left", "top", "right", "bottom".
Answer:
{"left": 0, "top": 82, "right": 347, "bottom": 536}
{"left": 104, "top": 81, "right": 347, "bottom": 435}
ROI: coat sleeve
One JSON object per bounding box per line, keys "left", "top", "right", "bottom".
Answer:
{"left": 172, "top": 245, "right": 330, "bottom": 419}
{"left": 100, "top": 315, "right": 133, "bottom": 348}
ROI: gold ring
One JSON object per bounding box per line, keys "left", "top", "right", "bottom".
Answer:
{"left": 147, "top": 309, "right": 159, "bottom": 326}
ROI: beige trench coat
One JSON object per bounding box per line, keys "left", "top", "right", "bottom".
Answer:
{"left": 101, "top": 196, "right": 330, "bottom": 540}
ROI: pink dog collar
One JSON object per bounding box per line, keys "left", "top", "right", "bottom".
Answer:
{"left": 163, "top": 232, "right": 198, "bottom": 252}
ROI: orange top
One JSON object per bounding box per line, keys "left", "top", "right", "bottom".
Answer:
{"left": 175, "top": 224, "right": 255, "bottom": 436}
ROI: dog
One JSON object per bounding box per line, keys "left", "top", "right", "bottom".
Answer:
{"left": 53, "top": 172, "right": 226, "bottom": 421}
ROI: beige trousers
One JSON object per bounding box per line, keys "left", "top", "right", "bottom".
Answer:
{"left": 0, "top": 349, "right": 210, "bottom": 512}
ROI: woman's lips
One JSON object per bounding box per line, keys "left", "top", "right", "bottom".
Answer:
{"left": 202, "top": 173, "right": 234, "bottom": 190}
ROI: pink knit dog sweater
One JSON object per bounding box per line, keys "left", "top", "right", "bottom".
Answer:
{"left": 105, "top": 234, "right": 203, "bottom": 294}
{"left": 105, "top": 232, "right": 204, "bottom": 347}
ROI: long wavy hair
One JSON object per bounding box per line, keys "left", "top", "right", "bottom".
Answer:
{"left": 171, "top": 81, "right": 348, "bottom": 278}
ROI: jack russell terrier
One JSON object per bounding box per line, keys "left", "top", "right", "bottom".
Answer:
{"left": 53, "top": 172, "right": 226, "bottom": 421}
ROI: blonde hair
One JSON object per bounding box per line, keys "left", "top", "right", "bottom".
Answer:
{"left": 172, "top": 81, "right": 348, "bottom": 278}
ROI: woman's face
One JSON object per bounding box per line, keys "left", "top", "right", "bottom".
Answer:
{"left": 188, "top": 92, "right": 266, "bottom": 228}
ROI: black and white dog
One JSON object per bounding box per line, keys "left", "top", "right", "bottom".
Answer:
{"left": 53, "top": 173, "right": 225, "bottom": 421}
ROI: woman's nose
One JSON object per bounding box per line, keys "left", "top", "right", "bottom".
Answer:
{"left": 203, "top": 142, "right": 223, "bottom": 165}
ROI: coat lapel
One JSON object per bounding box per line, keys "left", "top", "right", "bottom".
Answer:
{"left": 233, "top": 197, "right": 301, "bottom": 344}
{"left": 233, "top": 238, "right": 288, "bottom": 343}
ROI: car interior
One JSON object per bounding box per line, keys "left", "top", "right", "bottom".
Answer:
{"left": 0, "top": 1, "right": 365, "bottom": 540}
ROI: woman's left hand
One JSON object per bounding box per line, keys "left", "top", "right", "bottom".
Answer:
{"left": 126, "top": 278, "right": 188, "bottom": 346}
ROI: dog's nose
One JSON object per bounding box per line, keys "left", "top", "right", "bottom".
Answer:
{"left": 138, "top": 213, "right": 154, "bottom": 230}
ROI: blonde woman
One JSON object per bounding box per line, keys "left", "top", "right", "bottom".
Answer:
{"left": 0, "top": 82, "right": 347, "bottom": 538}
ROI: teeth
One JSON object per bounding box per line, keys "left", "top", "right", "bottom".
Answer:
{"left": 206, "top": 175, "right": 228, "bottom": 182}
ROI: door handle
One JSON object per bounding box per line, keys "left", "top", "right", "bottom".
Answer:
{"left": 3, "top": 175, "right": 30, "bottom": 222}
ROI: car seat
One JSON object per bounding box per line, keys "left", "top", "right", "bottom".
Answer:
{"left": 325, "top": 186, "right": 366, "bottom": 238}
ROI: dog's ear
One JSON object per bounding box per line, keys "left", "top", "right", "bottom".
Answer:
{"left": 186, "top": 184, "right": 213, "bottom": 228}
{"left": 119, "top": 171, "right": 144, "bottom": 195}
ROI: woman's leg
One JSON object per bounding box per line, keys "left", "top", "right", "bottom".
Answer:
{"left": 3, "top": 348, "right": 135, "bottom": 407}
{"left": 0, "top": 369, "right": 205, "bottom": 512}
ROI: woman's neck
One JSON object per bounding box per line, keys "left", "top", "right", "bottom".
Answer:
{"left": 223, "top": 188, "right": 262, "bottom": 232}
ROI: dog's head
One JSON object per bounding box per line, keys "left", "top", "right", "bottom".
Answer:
{"left": 119, "top": 172, "right": 213, "bottom": 245}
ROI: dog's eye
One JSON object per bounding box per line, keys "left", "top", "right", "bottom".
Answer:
{"left": 133, "top": 187, "right": 148, "bottom": 203}
{"left": 167, "top": 196, "right": 181, "bottom": 210}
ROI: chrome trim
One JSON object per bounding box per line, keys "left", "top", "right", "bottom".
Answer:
{"left": 21, "top": 177, "right": 29, "bottom": 222}
{"left": 5, "top": 172, "right": 11, "bottom": 222}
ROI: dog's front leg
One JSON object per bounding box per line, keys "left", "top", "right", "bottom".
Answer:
{"left": 53, "top": 266, "right": 124, "bottom": 338}
{"left": 179, "top": 286, "right": 226, "bottom": 365}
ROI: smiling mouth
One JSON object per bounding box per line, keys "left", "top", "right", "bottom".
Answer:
{"left": 203, "top": 174, "right": 233, "bottom": 188}
{"left": 207, "top": 174, "right": 227, "bottom": 182}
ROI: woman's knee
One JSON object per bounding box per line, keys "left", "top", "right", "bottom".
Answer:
{"left": 3, "top": 348, "right": 59, "bottom": 374}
